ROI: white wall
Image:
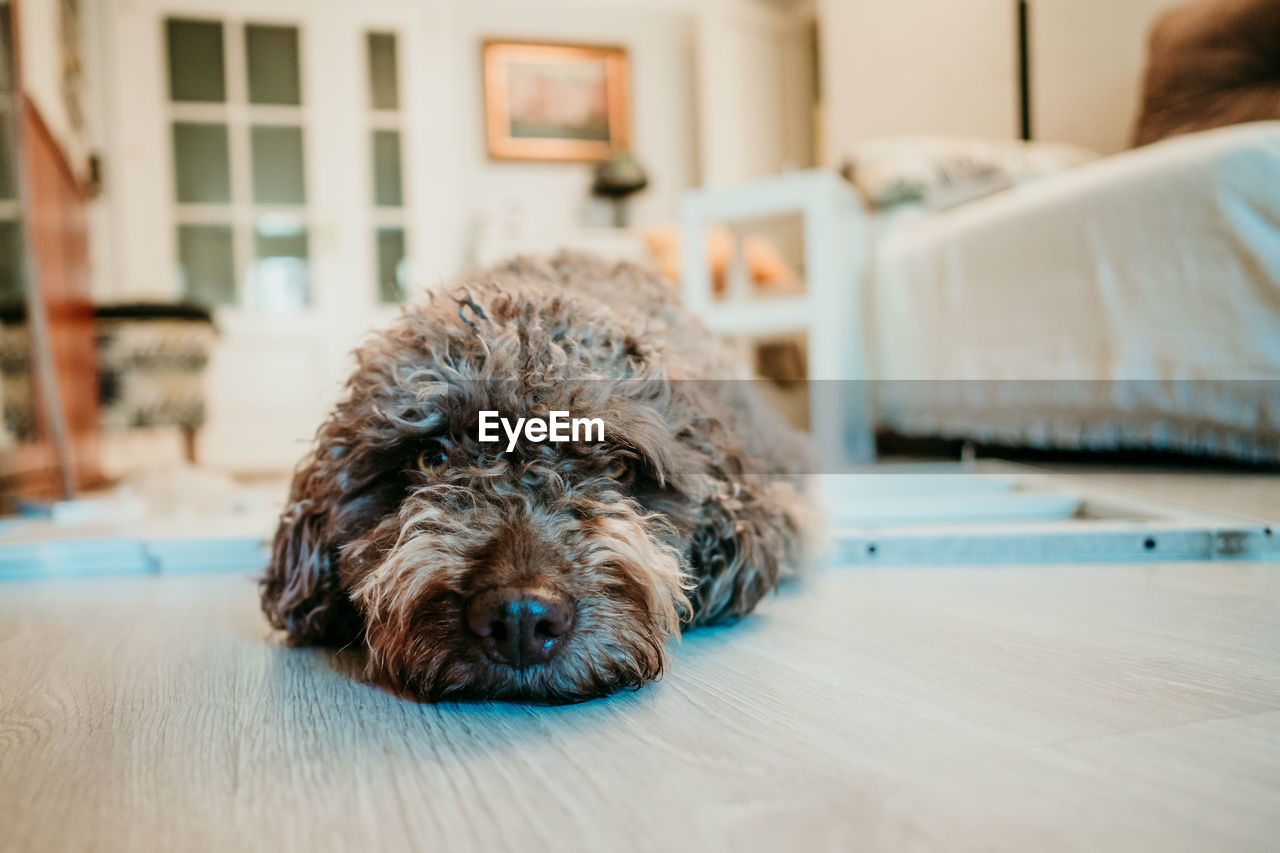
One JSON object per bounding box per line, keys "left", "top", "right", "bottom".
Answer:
{"left": 817, "top": 0, "right": 1178, "bottom": 160}
{"left": 1030, "top": 0, "right": 1179, "bottom": 154}
{"left": 816, "top": 0, "right": 1018, "bottom": 163}
{"left": 445, "top": 0, "right": 699, "bottom": 272}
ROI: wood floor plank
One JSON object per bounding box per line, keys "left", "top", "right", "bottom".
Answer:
{"left": 1, "top": 559, "right": 1278, "bottom": 852}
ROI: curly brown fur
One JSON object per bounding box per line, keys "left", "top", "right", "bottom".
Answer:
{"left": 261, "top": 252, "right": 812, "bottom": 703}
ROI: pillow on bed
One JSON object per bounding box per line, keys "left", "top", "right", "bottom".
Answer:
{"left": 840, "top": 137, "right": 1099, "bottom": 210}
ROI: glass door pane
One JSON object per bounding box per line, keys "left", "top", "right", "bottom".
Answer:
{"left": 245, "top": 25, "right": 301, "bottom": 105}
{"left": 376, "top": 227, "right": 406, "bottom": 303}
{"left": 250, "top": 125, "right": 306, "bottom": 204}
{"left": 367, "top": 32, "right": 399, "bottom": 110}
{"left": 177, "top": 224, "right": 236, "bottom": 306}
{"left": 372, "top": 129, "right": 402, "bottom": 207}
{"left": 172, "top": 122, "right": 231, "bottom": 203}
{"left": 166, "top": 19, "right": 226, "bottom": 102}
{"left": 253, "top": 220, "right": 309, "bottom": 312}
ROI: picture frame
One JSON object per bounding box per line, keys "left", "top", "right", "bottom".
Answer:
{"left": 482, "top": 40, "right": 630, "bottom": 163}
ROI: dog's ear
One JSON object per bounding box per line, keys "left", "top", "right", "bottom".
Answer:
{"left": 262, "top": 439, "right": 358, "bottom": 645}
{"left": 261, "top": 417, "right": 406, "bottom": 646}
{"left": 262, "top": 331, "right": 454, "bottom": 645}
{"left": 685, "top": 478, "right": 808, "bottom": 626}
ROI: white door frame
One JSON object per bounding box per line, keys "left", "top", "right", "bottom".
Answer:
{"left": 97, "top": 0, "right": 460, "bottom": 471}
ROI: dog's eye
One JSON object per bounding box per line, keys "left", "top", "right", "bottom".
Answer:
{"left": 416, "top": 449, "right": 448, "bottom": 471}
{"left": 602, "top": 460, "right": 627, "bottom": 480}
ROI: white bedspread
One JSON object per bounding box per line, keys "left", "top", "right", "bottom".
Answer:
{"left": 867, "top": 122, "right": 1280, "bottom": 460}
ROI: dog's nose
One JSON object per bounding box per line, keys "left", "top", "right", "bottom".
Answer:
{"left": 466, "top": 586, "right": 574, "bottom": 669}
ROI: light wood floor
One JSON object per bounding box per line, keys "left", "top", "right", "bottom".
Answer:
{"left": 3, "top": 546, "right": 1278, "bottom": 852}
{"left": 1031, "top": 462, "right": 1280, "bottom": 520}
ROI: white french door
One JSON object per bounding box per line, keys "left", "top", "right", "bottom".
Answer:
{"left": 101, "top": 0, "right": 456, "bottom": 471}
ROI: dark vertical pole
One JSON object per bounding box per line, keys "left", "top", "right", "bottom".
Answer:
{"left": 1018, "top": 0, "right": 1032, "bottom": 140}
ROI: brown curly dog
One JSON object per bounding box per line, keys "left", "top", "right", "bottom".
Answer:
{"left": 261, "top": 253, "right": 812, "bottom": 703}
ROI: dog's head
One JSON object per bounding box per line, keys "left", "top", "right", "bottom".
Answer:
{"left": 339, "top": 374, "right": 701, "bottom": 703}
{"left": 261, "top": 284, "right": 736, "bottom": 703}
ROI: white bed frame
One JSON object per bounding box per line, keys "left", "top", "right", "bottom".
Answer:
{"left": 680, "top": 169, "right": 875, "bottom": 466}
{"left": 678, "top": 171, "right": 1280, "bottom": 565}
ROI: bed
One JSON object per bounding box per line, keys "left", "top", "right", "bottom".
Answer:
{"left": 680, "top": 122, "right": 1280, "bottom": 465}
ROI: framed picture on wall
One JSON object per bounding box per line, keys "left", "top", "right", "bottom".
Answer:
{"left": 482, "top": 40, "right": 630, "bottom": 162}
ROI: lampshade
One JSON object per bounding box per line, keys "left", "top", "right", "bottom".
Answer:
{"left": 592, "top": 151, "right": 649, "bottom": 199}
